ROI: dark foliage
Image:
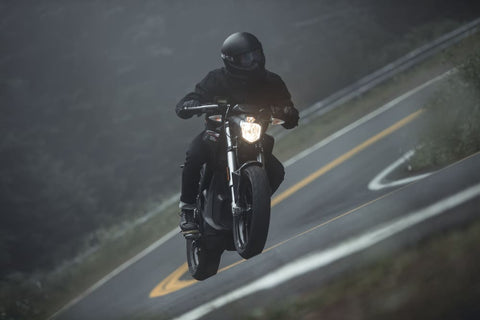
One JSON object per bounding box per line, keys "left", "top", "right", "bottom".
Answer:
{"left": 410, "top": 45, "right": 480, "bottom": 170}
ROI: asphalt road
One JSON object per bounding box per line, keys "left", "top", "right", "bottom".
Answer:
{"left": 53, "top": 72, "right": 480, "bottom": 320}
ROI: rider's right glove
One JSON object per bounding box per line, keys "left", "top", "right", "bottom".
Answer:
{"left": 178, "top": 100, "right": 201, "bottom": 119}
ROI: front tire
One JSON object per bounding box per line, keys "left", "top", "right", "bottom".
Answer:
{"left": 233, "top": 165, "right": 271, "bottom": 259}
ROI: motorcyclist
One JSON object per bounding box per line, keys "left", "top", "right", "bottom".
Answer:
{"left": 176, "top": 32, "right": 299, "bottom": 236}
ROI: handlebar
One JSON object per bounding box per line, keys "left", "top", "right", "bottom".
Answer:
{"left": 183, "top": 104, "right": 224, "bottom": 111}
{"left": 184, "top": 104, "right": 285, "bottom": 125}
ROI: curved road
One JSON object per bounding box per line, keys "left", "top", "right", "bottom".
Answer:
{"left": 53, "top": 71, "right": 480, "bottom": 320}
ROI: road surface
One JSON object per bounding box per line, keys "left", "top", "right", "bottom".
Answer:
{"left": 53, "top": 71, "right": 480, "bottom": 320}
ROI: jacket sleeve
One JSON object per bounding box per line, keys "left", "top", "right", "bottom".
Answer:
{"left": 176, "top": 71, "right": 218, "bottom": 119}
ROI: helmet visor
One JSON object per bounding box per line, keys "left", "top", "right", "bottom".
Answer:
{"left": 237, "top": 48, "right": 264, "bottom": 68}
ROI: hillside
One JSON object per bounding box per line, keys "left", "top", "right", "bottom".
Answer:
{"left": 1, "top": 0, "right": 479, "bottom": 277}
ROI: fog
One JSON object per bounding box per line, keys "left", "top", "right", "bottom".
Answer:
{"left": 1, "top": 0, "right": 479, "bottom": 276}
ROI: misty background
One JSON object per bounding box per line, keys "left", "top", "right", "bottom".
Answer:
{"left": 1, "top": 0, "right": 480, "bottom": 277}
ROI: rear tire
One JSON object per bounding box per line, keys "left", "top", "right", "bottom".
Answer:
{"left": 233, "top": 165, "right": 271, "bottom": 259}
{"left": 186, "top": 236, "right": 223, "bottom": 280}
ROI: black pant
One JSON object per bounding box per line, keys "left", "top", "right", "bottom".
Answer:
{"left": 180, "top": 131, "right": 285, "bottom": 204}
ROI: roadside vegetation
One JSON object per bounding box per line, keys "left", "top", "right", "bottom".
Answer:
{"left": 408, "top": 37, "right": 480, "bottom": 171}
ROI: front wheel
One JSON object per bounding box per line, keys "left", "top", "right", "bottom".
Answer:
{"left": 233, "top": 165, "right": 271, "bottom": 259}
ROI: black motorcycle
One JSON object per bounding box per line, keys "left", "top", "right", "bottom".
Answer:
{"left": 182, "top": 103, "right": 285, "bottom": 280}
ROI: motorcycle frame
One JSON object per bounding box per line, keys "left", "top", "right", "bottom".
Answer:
{"left": 185, "top": 104, "right": 271, "bottom": 219}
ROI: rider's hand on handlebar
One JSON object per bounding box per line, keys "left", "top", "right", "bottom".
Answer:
{"left": 271, "top": 105, "right": 299, "bottom": 128}
{"left": 180, "top": 100, "right": 203, "bottom": 118}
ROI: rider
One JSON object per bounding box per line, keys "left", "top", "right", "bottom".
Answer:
{"left": 176, "top": 32, "right": 299, "bottom": 236}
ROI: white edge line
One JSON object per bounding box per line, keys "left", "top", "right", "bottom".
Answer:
{"left": 48, "top": 228, "right": 180, "bottom": 319}
{"left": 368, "top": 149, "right": 433, "bottom": 190}
{"left": 173, "top": 182, "right": 480, "bottom": 320}
{"left": 283, "top": 69, "right": 455, "bottom": 168}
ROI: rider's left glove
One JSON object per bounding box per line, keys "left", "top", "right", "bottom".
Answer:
{"left": 283, "top": 106, "right": 299, "bottom": 129}
{"left": 271, "top": 105, "right": 299, "bottom": 129}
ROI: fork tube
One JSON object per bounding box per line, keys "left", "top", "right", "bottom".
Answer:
{"left": 224, "top": 121, "right": 238, "bottom": 211}
{"left": 257, "top": 152, "right": 265, "bottom": 164}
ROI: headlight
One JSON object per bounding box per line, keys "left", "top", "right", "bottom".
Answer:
{"left": 240, "top": 117, "right": 262, "bottom": 143}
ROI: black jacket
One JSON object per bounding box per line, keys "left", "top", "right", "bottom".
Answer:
{"left": 176, "top": 68, "right": 299, "bottom": 129}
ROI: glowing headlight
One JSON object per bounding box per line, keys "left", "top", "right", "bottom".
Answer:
{"left": 240, "top": 117, "right": 262, "bottom": 143}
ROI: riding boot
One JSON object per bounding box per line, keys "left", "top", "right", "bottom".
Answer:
{"left": 179, "top": 203, "right": 199, "bottom": 236}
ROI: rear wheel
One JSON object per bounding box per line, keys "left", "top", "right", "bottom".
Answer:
{"left": 233, "top": 165, "right": 271, "bottom": 259}
{"left": 186, "top": 235, "right": 223, "bottom": 280}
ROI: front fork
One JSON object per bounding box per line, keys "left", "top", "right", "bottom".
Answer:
{"left": 225, "top": 121, "right": 239, "bottom": 214}
{"left": 225, "top": 121, "right": 264, "bottom": 215}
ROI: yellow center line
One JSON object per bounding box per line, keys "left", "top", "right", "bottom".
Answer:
{"left": 149, "top": 109, "right": 424, "bottom": 298}
{"left": 271, "top": 109, "right": 424, "bottom": 206}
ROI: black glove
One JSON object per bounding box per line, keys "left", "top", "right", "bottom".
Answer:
{"left": 271, "top": 106, "right": 299, "bottom": 129}
{"left": 283, "top": 106, "right": 299, "bottom": 129}
{"left": 178, "top": 100, "right": 201, "bottom": 119}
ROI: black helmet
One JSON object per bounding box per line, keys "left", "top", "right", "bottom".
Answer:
{"left": 221, "top": 32, "right": 266, "bottom": 78}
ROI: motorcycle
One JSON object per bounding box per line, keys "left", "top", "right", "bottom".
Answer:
{"left": 182, "top": 103, "right": 285, "bottom": 280}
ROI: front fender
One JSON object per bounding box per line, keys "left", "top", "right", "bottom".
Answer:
{"left": 237, "top": 160, "right": 263, "bottom": 172}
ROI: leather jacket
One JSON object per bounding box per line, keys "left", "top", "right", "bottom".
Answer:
{"left": 176, "top": 67, "right": 299, "bottom": 130}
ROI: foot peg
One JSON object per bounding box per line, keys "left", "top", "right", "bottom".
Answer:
{"left": 182, "top": 229, "right": 201, "bottom": 240}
